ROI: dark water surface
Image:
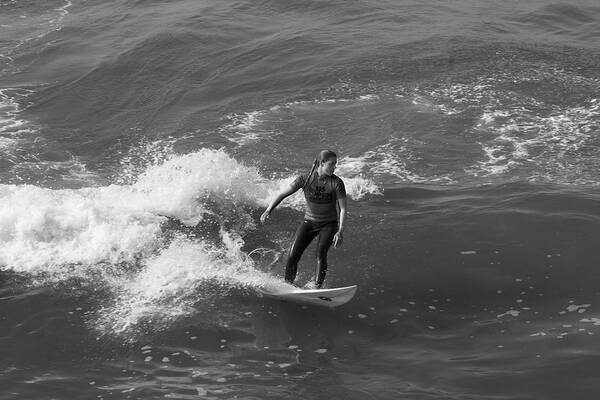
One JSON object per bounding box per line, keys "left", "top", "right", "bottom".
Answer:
{"left": 1, "top": 0, "right": 600, "bottom": 399}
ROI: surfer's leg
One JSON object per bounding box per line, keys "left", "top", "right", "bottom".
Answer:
{"left": 315, "top": 222, "right": 337, "bottom": 288}
{"left": 285, "top": 221, "right": 318, "bottom": 284}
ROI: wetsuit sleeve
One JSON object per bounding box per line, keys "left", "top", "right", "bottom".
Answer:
{"left": 291, "top": 174, "right": 306, "bottom": 191}
{"left": 335, "top": 177, "right": 347, "bottom": 199}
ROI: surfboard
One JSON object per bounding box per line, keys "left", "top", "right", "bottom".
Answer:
{"left": 257, "top": 285, "right": 357, "bottom": 308}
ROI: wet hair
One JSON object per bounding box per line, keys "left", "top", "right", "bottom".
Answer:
{"left": 318, "top": 149, "right": 337, "bottom": 164}
{"left": 303, "top": 150, "right": 337, "bottom": 189}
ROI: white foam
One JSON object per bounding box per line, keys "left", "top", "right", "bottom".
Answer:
{"left": 0, "top": 183, "right": 165, "bottom": 271}
{"left": 11, "top": 156, "right": 99, "bottom": 185}
{"left": 343, "top": 175, "right": 381, "bottom": 198}
{"left": 114, "top": 137, "right": 178, "bottom": 185}
{"left": 283, "top": 95, "right": 379, "bottom": 108}
{"left": 95, "top": 235, "right": 281, "bottom": 333}
{"left": 0, "top": 88, "right": 36, "bottom": 171}
{"left": 497, "top": 310, "right": 520, "bottom": 318}
{"left": 0, "top": 88, "right": 35, "bottom": 145}
{"left": 581, "top": 318, "right": 600, "bottom": 326}
{"left": 357, "top": 94, "right": 380, "bottom": 101}
{"left": 419, "top": 70, "right": 600, "bottom": 184}
{"left": 220, "top": 110, "right": 279, "bottom": 146}
{"left": 31, "top": 0, "right": 72, "bottom": 40}
{"left": 220, "top": 94, "right": 380, "bottom": 145}
{"left": 566, "top": 304, "right": 590, "bottom": 313}
{"left": 131, "top": 149, "right": 274, "bottom": 224}
{"left": 409, "top": 68, "right": 600, "bottom": 184}
{"left": 338, "top": 142, "right": 430, "bottom": 184}
{"left": 472, "top": 100, "right": 600, "bottom": 182}
{"left": 0, "top": 149, "right": 268, "bottom": 271}
{"left": 0, "top": 136, "right": 17, "bottom": 152}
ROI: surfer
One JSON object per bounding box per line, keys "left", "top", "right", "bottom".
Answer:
{"left": 261, "top": 150, "right": 347, "bottom": 289}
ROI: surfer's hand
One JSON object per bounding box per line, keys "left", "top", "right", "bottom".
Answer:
{"left": 260, "top": 210, "right": 271, "bottom": 225}
{"left": 333, "top": 231, "right": 343, "bottom": 248}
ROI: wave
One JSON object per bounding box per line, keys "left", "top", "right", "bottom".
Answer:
{"left": 0, "top": 147, "right": 379, "bottom": 332}
{"left": 0, "top": 149, "right": 262, "bottom": 271}
{"left": 0, "top": 88, "right": 35, "bottom": 152}
{"left": 0, "top": 147, "right": 378, "bottom": 271}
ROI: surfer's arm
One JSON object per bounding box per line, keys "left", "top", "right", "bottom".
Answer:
{"left": 260, "top": 184, "right": 298, "bottom": 224}
{"left": 333, "top": 196, "right": 347, "bottom": 248}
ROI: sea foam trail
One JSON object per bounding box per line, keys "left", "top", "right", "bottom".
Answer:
{"left": 95, "top": 235, "right": 284, "bottom": 334}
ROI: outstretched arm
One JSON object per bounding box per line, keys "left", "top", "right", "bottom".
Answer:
{"left": 333, "top": 196, "right": 347, "bottom": 248}
{"left": 260, "top": 184, "right": 299, "bottom": 224}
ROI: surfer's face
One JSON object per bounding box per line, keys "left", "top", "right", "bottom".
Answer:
{"left": 321, "top": 157, "right": 337, "bottom": 176}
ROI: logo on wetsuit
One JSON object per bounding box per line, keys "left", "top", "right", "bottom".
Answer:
{"left": 308, "top": 184, "right": 334, "bottom": 204}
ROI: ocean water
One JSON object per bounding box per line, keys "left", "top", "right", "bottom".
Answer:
{"left": 1, "top": 0, "right": 600, "bottom": 399}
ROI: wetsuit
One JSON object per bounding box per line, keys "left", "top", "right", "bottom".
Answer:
{"left": 285, "top": 172, "right": 346, "bottom": 287}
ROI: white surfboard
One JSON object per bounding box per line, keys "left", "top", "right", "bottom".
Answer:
{"left": 257, "top": 285, "right": 357, "bottom": 308}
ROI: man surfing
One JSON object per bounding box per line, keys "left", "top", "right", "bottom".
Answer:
{"left": 261, "top": 150, "right": 347, "bottom": 289}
